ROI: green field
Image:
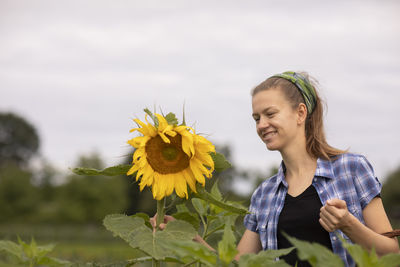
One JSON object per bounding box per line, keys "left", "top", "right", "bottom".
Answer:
{"left": 0, "top": 224, "right": 147, "bottom": 266}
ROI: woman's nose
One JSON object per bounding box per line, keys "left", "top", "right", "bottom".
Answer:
{"left": 257, "top": 117, "right": 270, "bottom": 131}
{"left": 258, "top": 116, "right": 269, "bottom": 128}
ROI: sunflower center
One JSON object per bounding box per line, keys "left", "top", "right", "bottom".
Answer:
{"left": 162, "top": 146, "right": 178, "bottom": 161}
{"left": 145, "top": 134, "right": 190, "bottom": 174}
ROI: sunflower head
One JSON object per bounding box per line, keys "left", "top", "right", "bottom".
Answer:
{"left": 127, "top": 112, "right": 215, "bottom": 200}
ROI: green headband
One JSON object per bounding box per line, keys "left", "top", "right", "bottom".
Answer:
{"left": 271, "top": 71, "right": 317, "bottom": 115}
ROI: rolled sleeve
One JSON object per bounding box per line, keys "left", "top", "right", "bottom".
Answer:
{"left": 353, "top": 155, "right": 382, "bottom": 209}
{"left": 243, "top": 188, "right": 260, "bottom": 232}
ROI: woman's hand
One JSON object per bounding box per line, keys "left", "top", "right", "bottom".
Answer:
{"left": 150, "top": 214, "right": 176, "bottom": 231}
{"left": 319, "top": 198, "right": 354, "bottom": 232}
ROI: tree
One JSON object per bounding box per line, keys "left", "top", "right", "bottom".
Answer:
{"left": 56, "top": 153, "right": 129, "bottom": 223}
{"left": 0, "top": 162, "right": 39, "bottom": 222}
{"left": 381, "top": 166, "right": 400, "bottom": 222}
{"left": 0, "top": 112, "right": 40, "bottom": 167}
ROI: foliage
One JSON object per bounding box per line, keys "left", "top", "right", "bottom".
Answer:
{"left": 0, "top": 163, "right": 39, "bottom": 222}
{"left": 284, "top": 233, "right": 343, "bottom": 267}
{"left": 339, "top": 236, "right": 400, "bottom": 267}
{"left": 0, "top": 112, "right": 40, "bottom": 167}
{"left": 382, "top": 166, "right": 400, "bottom": 221}
{"left": 0, "top": 237, "right": 71, "bottom": 267}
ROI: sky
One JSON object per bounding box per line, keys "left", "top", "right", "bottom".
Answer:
{"left": 1, "top": 0, "right": 400, "bottom": 193}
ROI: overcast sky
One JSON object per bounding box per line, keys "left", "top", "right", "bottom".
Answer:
{"left": 1, "top": 0, "right": 399, "bottom": 192}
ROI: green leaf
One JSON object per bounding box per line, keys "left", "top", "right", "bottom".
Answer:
{"left": 71, "top": 164, "right": 131, "bottom": 176}
{"left": 211, "top": 181, "right": 223, "bottom": 201}
{"left": 239, "top": 249, "right": 293, "bottom": 267}
{"left": 284, "top": 233, "right": 344, "bottom": 267}
{"left": 192, "top": 198, "right": 207, "bottom": 216}
{"left": 103, "top": 214, "right": 197, "bottom": 260}
{"left": 0, "top": 240, "right": 23, "bottom": 259}
{"left": 176, "top": 203, "right": 189, "bottom": 213}
{"left": 37, "top": 256, "right": 72, "bottom": 266}
{"left": 165, "top": 240, "right": 218, "bottom": 266}
{"left": 340, "top": 236, "right": 380, "bottom": 267}
{"left": 210, "top": 152, "right": 232, "bottom": 172}
{"left": 133, "top": 213, "right": 152, "bottom": 229}
{"left": 378, "top": 253, "right": 400, "bottom": 267}
{"left": 218, "top": 218, "right": 237, "bottom": 265}
{"left": 172, "top": 212, "right": 201, "bottom": 230}
{"left": 195, "top": 185, "right": 248, "bottom": 215}
{"left": 205, "top": 216, "right": 225, "bottom": 239}
{"left": 165, "top": 112, "right": 179, "bottom": 125}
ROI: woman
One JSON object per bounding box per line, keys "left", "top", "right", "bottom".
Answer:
{"left": 153, "top": 71, "right": 399, "bottom": 266}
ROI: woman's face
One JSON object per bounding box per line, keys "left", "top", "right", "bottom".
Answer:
{"left": 252, "top": 87, "right": 302, "bottom": 152}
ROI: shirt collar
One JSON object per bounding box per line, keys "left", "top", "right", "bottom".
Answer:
{"left": 315, "top": 157, "right": 336, "bottom": 179}
{"left": 275, "top": 157, "right": 336, "bottom": 187}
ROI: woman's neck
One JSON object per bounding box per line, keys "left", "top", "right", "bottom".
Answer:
{"left": 281, "top": 146, "right": 317, "bottom": 182}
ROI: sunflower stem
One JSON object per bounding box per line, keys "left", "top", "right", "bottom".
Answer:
{"left": 152, "top": 258, "right": 161, "bottom": 267}
{"left": 156, "top": 198, "right": 166, "bottom": 229}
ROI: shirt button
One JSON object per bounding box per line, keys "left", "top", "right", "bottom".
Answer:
{"left": 313, "top": 178, "right": 317, "bottom": 182}
{"left": 332, "top": 236, "right": 337, "bottom": 241}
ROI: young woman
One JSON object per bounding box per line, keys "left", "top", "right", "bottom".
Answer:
{"left": 152, "top": 71, "right": 399, "bottom": 266}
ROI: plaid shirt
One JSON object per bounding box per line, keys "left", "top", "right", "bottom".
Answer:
{"left": 244, "top": 153, "right": 382, "bottom": 267}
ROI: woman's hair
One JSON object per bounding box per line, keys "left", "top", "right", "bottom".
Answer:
{"left": 251, "top": 72, "right": 346, "bottom": 160}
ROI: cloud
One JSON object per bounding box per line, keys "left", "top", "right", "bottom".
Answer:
{"left": 1, "top": 0, "right": 400, "bottom": 184}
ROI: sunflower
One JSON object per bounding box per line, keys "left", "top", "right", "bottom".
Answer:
{"left": 127, "top": 113, "right": 215, "bottom": 200}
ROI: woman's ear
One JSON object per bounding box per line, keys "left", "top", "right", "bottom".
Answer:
{"left": 297, "top": 103, "right": 307, "bottom": 124}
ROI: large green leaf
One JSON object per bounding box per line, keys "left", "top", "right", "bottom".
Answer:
{"left": 195, "top": 185, "right": 248, "bottom": 215}
{"left": 284, "top": 233, "right": 344, "bottom": 267}
{"left": 165, "top": 240, "right": 218, "bottom": 266}
{"left": 239, "top": 249, "right": 294, "bottom": 267}
{"left": 218, "top": 218, "right": 237, "bottom": 265}
{"left": 103, "top": 214, "right": 197, "bottom": 260}
{"left": 71, "top": 164, "right": 132, "bottom": 176}
{"left": 378, "top": 253, "right": 400, "bottom": 267}
{"left": 210, "top": 152, "right": 232, "bottom": 173}
{"left": 340, "top": 238, "right": 380, "bottom": 267}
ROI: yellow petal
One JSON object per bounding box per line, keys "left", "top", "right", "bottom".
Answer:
{"left": 155, "top": 113, "right": 168, "bottom": 131}
{"left": 152, "top": 173, "right": 162, "bottom": 200}
{"left": 127, "top": 164, "right": 139, "bottom": 176}
{"left": 164, "top": 174, "right": 175, "bottom": 197}
{"left": 175, "top": 127, "right": 195, "bottom": 157}
{"left": 159, "top": 132, "right": 171, "bottom": 144}
{"left": 189, "top": 160, "right": 205, "bottom": 185}
{"left": 133, "top": 148, "right": 145, "bottom": 162}
{"left": 165, "top": 130, "right": 177, "bottom": 137}
{"left": 183, "top": 169, "right": 197, "bottom": 193}
{"left": 174, "top": 174, "right": 188, "bottom": 199}
{"left": 192, "top": 157, "right": 212, "bottom": 178}
{"left": 195, "top": 152, "right": 214, "bottom": 171}
{"left": 141, "top": 164, "right": 154, "bottom": 186}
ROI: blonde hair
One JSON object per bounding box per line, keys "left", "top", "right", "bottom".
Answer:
{"left": 251, "top": 72, "right": 346, "bottom": 160}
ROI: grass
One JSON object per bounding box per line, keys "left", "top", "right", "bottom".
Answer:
{"left": 0, "top": 223, "right": 146, "bottom": 265}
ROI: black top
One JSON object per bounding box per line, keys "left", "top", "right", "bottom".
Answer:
{"left": 277, "top": 185, "right": 333, "bottom": 267}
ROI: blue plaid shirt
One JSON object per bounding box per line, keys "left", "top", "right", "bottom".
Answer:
{"left": 244, "top": 153, "right": 382, "bottom": 267}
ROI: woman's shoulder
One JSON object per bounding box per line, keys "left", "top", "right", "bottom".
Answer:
{"left": 251, "top": 173, "right": 280, "bottom": 197}
{"left": 328, "top": 152, "right": 375, "bottom": 175}
{"left": 330, "top": 152, "right": 369, "bottom": 164}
